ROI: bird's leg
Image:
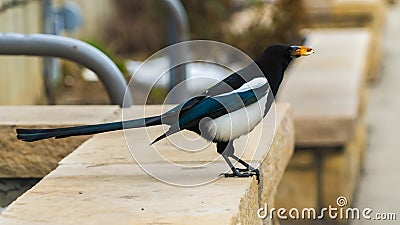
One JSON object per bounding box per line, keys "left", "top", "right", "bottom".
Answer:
{"left": 217, "top": 141, "right": 259, "bottom": 179}
{"left": 230, "top": 154, "right": 258, "bottom": 172}
{"left": 231, "top": 154, "right": 260, "bottom": 182}
{"left": 221, "top": 154, "right": 248, "bottom": 177}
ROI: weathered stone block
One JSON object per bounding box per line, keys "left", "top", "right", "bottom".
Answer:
{"left": 275, "top": 122, "right": 366, "bottom": 223}
{"left": 0, "top": 104, "right": 294, "bottom": 225}
{"left": 302, "top": 0, "right": 385, "bottom": 81}
{"left": 279, "top": 29, "right": 369, "bottom": 147}
{"left": 0, "top": 106, "right": 119, "bottom": 178}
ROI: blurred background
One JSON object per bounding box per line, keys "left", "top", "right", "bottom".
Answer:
{"left": 0, "top": 0, "right": 304, "bottom": 105}
{"left": 0, "top": 0, "right": 399, "bottom": 224}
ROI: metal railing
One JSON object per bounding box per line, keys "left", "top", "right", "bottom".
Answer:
{"left": 0, "top": 33, "right": 133, "bottom": 107}
{"left": 162, "top": 0, "right": 189, "bottom": 103}
{"left": 0, "top": 0, "right": 190, "bottom": 106}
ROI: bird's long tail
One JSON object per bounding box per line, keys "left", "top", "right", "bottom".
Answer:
{"left": 16, "top": 116, "right": 162, "bottom": 142}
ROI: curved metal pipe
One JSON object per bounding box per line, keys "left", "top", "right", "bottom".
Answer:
{"left": 162, "top": 0, "right": 189, "bottom": 41}
{"left": 0, "top": 33, "right": 133, "bottom": 107}
{"left": 161, "top": 0, "right": 189, "bottom": 104}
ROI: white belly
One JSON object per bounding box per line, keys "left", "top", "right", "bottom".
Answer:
{"left": 203, "top": 95, "right": 268, "bottom": 142}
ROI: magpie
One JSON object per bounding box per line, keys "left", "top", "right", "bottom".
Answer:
{"left": 16, "top": 45, "right": 314, "bottom": 178}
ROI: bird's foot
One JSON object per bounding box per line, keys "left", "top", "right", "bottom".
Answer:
{"left": 220, "top": 168, "right": 259, "bottom": 181}
{"left": 236, "top": 168, "right": 252, "bottom": 173}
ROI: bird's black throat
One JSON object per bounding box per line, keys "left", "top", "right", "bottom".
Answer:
{"left": 255, "top": 45, "right": 293, "bottom": 97}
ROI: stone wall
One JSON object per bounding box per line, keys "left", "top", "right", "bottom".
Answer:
{"left": 0, "top": 104, "right": 295, "bottom": 224}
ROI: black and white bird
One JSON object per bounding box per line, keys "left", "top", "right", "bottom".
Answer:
{"left": 16, "top": 45, "right": 314, "bottom": 178}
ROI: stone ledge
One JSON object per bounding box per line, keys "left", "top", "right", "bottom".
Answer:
{"left": 278, "top": 28, "right": 369, "bottom": 147}
{"left": 276, "top": 121, "right": 366, "bottom": 215}
{"left": 0, "top": 106, "right": 119, "bottom": 178}
{"left": 302, "top": 0, "right": 385, "bottom": 81}
{"left": 0, "top": 104, "right": 294, "bottom": 225}
{"left": 276, "top": 28, "right": 368, "bottom": 220}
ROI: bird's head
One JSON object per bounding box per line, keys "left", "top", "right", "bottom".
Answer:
{"left": 255, "top": 44, "right": 314, "bottom": 96}
{"left": 259, "top": 45, "right": 314, "bottom": 64}
{"left": 257, "top": 45, "right": 314, "bottom": 70}
{"left": 288, "top": 45, "right": 315, "bottom": 58}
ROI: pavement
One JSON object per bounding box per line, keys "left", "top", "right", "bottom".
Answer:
{"left": 352, "top": 3, "right": 400, "bottom": 225}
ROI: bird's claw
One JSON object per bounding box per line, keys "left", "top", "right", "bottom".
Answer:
{"left": 220, "top": 168, "right": 260, "bottom": 181}
{"left": 236, "top": 168, "right": 251, "bottom": 173}
{"left": 220, "top": 172, "right": 250, "bottom": 178}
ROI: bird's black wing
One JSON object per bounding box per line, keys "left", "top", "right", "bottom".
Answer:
{"left": 151, "top": 83, "right": 269, "bottom": 144}
{"left": 160, "top": 73, "right": 244, "bottom": 124}
{"left": 200, "top": 62, "right": 263, "bottom": 97}
{"left": 162, "top": 62, "right": 264, "bottom": 123}
{"left": 160, "top": 95, "right": 207, "bottom": 125}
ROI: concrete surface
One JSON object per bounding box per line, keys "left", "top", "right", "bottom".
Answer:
{"left": 352, "top": 3, "right": 400, "bottom": 225}
{"left": 302, "top": 0, "right": 386, "bottom": 82}
{"left": 0, "top": 106, "right": 119, "bottom": 178}
{"left": 278, "top": 28, "right": 369, "bottom": 147}
{"left": 0, "top": 179, "right": 39, "bottom": 208}
{"left": 0, "top": 104, "right": 294, "bottom": 225}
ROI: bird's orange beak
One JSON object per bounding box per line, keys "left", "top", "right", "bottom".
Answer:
{"left": 290, "top": 46, "right": 315, "bottom": 58}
